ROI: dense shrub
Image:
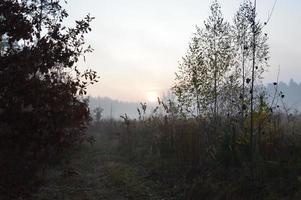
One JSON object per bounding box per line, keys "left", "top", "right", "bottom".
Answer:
{"left": 0, "top": 0, "right": 98, "bottom": 198}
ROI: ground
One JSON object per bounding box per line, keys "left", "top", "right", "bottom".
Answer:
{"left": 32, "top": 127, "right": 167, "bottom": 200}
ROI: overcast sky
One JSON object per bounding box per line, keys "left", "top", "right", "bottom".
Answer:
{"left": 65, "top": 0, "right": 301, "bottom": 102}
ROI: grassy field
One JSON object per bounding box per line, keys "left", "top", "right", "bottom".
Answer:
{"left": 31, "top": 116, "right": 301, "bottom": 200}
{"left": 32, "top": 123, "right": 173, "bottom": 200}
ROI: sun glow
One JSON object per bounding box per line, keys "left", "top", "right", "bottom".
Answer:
{"left": 146, "top": 91, "right": 159, "bottom": 103}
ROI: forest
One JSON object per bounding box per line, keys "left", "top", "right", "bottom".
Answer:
{"left": 1, "top": 0, "right": 301, "bottom": 199}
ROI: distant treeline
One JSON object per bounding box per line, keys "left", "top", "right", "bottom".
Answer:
{"left": 89, "top": 97, "right": 158, "bottom": 119}
{"left": 266, "top": 79, "right": 301, "bottom": 111}
{"left": 89, "top": 80, "right": 301, "bottom": 120}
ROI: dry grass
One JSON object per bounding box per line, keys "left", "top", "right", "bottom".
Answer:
{"left": 32, "top": 123, "right": 170, "bottom": 200}
{"left": 32, "top": 108, "right": 301, "bottom": 200}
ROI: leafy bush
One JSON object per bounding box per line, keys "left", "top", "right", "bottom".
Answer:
{"left": 0, "top": 0, "right": 98, "bottom": 198}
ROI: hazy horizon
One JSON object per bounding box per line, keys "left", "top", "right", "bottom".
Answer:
{"left": 64, "top": 0, "right": 301, "bottom": 102}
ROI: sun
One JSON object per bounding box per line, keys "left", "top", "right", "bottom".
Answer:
{"left": 146, "top": 91, "right": 158, "bottom": 103}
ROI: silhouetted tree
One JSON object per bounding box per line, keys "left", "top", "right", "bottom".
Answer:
{"left": 233, "top": 0, "right": 269, "bottom": 128}
{"left": 0, "top": 0, "right": 98, "bottom": 198}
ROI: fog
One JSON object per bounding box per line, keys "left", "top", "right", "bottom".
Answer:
{"left": 64, "top": 0, "right": 301, "bottom": 101}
